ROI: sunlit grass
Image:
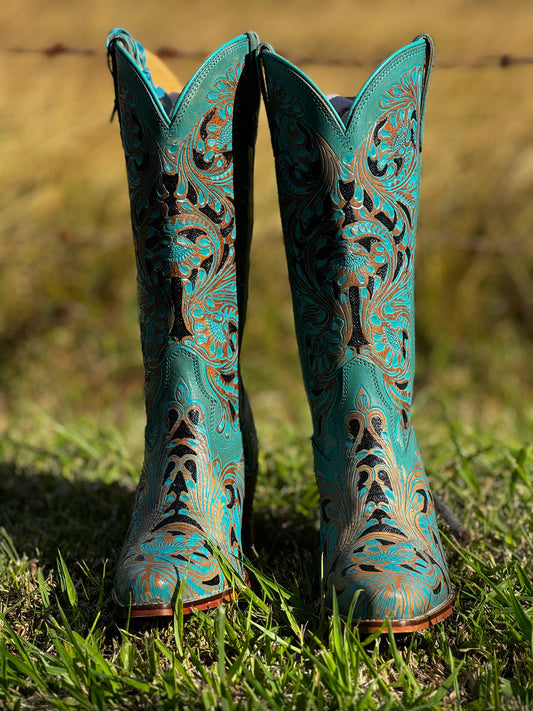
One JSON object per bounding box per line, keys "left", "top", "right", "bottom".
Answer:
{"left": 1, "top": 417, "right": 533, "bottom": 708}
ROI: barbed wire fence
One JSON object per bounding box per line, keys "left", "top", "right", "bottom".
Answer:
{"left": 2, "top": 42, "right": 533, "bottom": 68}
{"left": 3, "top": 43, "right": 533, "bottom": 259}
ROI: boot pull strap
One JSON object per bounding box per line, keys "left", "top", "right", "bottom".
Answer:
{"left": 413, "top": 33, "right": 434, "bottom": 152}
{"left": 245, "top": 31, "right": 261, "bottom": 53}
{"left": 106, "top": 30, "right": 139, "bottom": 124}
{"left": 106, "top": 41, "right": 120, "bottom": 123}
{"left": 256, "top": 42, "right": 275, "bottom": 104}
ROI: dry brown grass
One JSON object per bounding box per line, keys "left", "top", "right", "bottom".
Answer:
{"left": 2, "top": 0, "right": 533, "bottom": 439}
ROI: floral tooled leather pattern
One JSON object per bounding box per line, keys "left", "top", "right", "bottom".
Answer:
{"left": 118, "top": 61, "right": 243, "bottom": 439}
{"left": 264, "top": 52, "right": 452, "bottom": 622}
{"left": 109, "top": 32, "right": 253, "bottom": 608}
{"left": 318, "top": 385, "right": 449, "bottom": 620}
{"left": 114, "top": 379, "right": 243, "bottom": 606}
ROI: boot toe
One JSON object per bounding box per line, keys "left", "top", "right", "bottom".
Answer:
{"left": 113, "top": 554, "right": 178, "bottom": 609}
{"left": 325, "top": 540, "right": 453, "bottom": 630}
{"left": 113, "top": 537, "right": 236, "bottom": 614}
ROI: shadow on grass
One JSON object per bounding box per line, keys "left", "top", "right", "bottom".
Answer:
{"left": 0, "top": 458, "right": 138, "bottom": 628}
{"left": 0, "top": 460, "right": 133, "bottom": 568}
{"left": 250, "top": 506, "right": 321, "bottom": 606}
{"left": 0, "top": 459, "right": 320, "bottom": 567}
{"left": 0, "top": 457, "right": 323, "bottom": 629}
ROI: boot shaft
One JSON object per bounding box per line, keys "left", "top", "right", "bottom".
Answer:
{"left": 260, "top": 37, "right": 433, "bottom": 453}
{"left": 107, "top": 29, "right": 260, "bottom": 442}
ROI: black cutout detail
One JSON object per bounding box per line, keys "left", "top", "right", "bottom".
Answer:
{"left": 348, "top": 418, "right": 361, "bottom": 440}
{"left": 340, "top": 180, "right": 355, "bottom": 201}
{"left": 200, "top": 203, "right": 224, "bottom": 224}
{"left": 377, "top": 470, "right": 392, "bottom": 489}
{"left": 200, "top": 108, "right": 216, "bottom": 141}
{"left": 193, "top": 148, "right": 214, "bottom": 171}
{"left": 201, "top": 255, "right": 213, "bottom": 274}
{"left": 418, "top": 488, "right": 428, "bottom": 514}
{"left": 170, "top": 277, "right": 191, "bottom": 340}
{"left": 371, "top": 416, "right": 383, "bottom": 435}
{"left": 186, "top": 182, "right": 197, "bottom": 205}
{"left": 184, "top": 459, "right": 197, "bottom": 482}
{"left": 402, "top": 409, "right": 409, "bottom": 428}
{"left": 393, "top": 225, "right": 406, "bottom": 245}
{"left": 162, "top": 174, "right": 180, "bottom": 216}
{"left": 189, "top": 409, "right": 199, "bottom": 424}
{"left": 225, "top": 484, "right": 236, "bottom": 509}
{"left": 367, "top": 158, "right": 387, "bottom": 178}
{"left": 167, "top": 408, "right": 179, "bottom": 430}
{"left": 357, "top": 235, "right": 379, "bottom": 252}
{"left": 366, "top": 481, "right": 388, "bottom": 505}
{"left": 356, "top": 428, "right": 380, "bottom": 453}
{"left": 376, "top": 264, "right": 388, "bottom": 281}
{"left": 363, "top": 523, "right": 407, "bottom": 538}
{"left": 343, "top": 202, "right": 356, "bottom": 225}
{"left": 373, "top": 118, "right": 387, "bottom": 145}
{"left": 397, "top": 201, "right": 412, "bottom": 228}
{"left": 204, "top": 575, "right": 221, "bottom": 587}
{"left": 181, "top": 227, "right": 203, "bottom": 243}
{"left": 375, "top": 211, "right": 396, "bottom": 232}
{"left": 347, "top": 287, "right": 369, "bottom": 348}
{"left": 220, "top": 220, "right": 234, "bottom": 239}
{"left": 357, "top": 471, "right": 369, "bottom": 491}
{"left": 170, "top": 444, "right": 195, "bottom": 459}
{"left": 358, "top": 454, "right": 383, "bottom": 469}
{"left": 393, "top": 250, "right": 404, "bottom": 281}
{"left": 401, "top": 564, "right": 416, "bottom": 573}
{"left": 174, "top": 419, "right": 193, "bottom": 441}
{"left": 218, "top": 244, "right": 230, "bottom": 272}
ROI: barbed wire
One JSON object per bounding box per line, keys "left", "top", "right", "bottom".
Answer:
{"left": 4, "top": 44, "right": 533, "bottom": 258}
{"left": 2, "top": 43, "right": 533, "bottom": 68}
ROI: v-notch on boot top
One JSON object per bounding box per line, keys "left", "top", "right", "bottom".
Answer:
{"left": 107, "top": 29, "right": 260, "bottom": 617}
{"left": 259, "top": 35, "right": 454, "bottom": 632}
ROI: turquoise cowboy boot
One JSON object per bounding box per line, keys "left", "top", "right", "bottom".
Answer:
{"left": 260, "top": 36, "right": 454, "bottom": 632}
{"left": 107, "top": 28, "right": 260, "bottom": 616}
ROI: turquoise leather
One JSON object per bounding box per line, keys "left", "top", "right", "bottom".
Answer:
{"left": 260, "top": 36, "right": 453, "bottom": 629}
{"left": 107, "top": 28, "right": 259, "bottom": 613}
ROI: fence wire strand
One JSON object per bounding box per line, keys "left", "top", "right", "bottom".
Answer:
{"left": 3, "top": 43, "right": 533, "bottom": 260}
{"left": 2, "top": 43, "right": 533, "bottom": 68}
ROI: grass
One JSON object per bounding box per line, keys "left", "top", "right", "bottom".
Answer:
{"left": 2, "top": 0, "right": 533, "bottom": 707}
{"left": 1, "top": 415, "right": 533, "bottom": 709}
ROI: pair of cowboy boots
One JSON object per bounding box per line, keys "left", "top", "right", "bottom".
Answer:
{"left": 106, "top": 28, "right": 454, "bottom": 633}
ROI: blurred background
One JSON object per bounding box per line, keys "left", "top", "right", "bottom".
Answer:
{"left": 2, "top": 0, "right": 533, "bottom": 459}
